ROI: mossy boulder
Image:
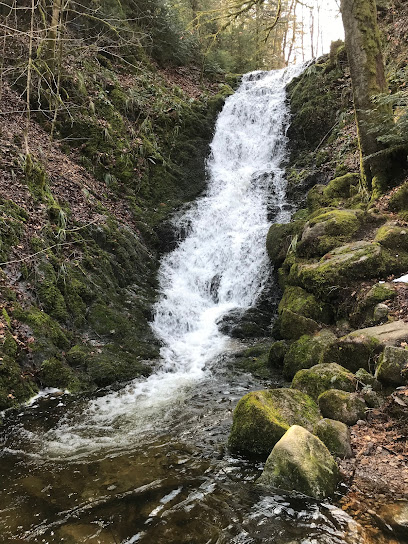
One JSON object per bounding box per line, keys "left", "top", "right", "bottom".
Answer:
{"left": 389, "top": 183, "right": 408, "bottom": 213}
{"left": 321, "top": 333, "right": 381, "bottom": 373}
{"left": 283, "top": 330, "right": 336, "bottom": 380}
{"left": 228, "top": 388, "right": 321, "bottom": 459}
{"left": 291, "top": 363, "right": 356, "bottom": 401}
{"left": 258, "top": 425, "right": 340, "bottom": 499}
{"left": 0, "top": 355, "right": 37, "bottom": 409}
{"left": 313, "top": 418, "right": 353, "bottom": 458}
{"left": 375, "top": 346, "right": 408, "bottom": 386}
{"left": 323, "top": 173, "right": 360, "bottom": 201}
{"left": 375, "top": 222, "right": 408, "bottom": 252}
{"left": 288, "top": 241, "right": 383, "bottom": 297}
{"left": 278, "top": 286, "right": 332, "bottom": 324}
{"left": 278, "top": 309, "right": 320, "bottom": 341}
{"left": 40, "top": 358, "right": 74, "bottom": 389}
{"left": 267, "top": 340, "right": 288, "bottom": 368}
{"left": 297, "top": 209, "right": 362, "bottom": 258}
{"left": 351, "top": 282, "right": 396, "bottom": 327}
{"left": 318, "top": 390, "right": 366, "bottom": 425}
{"left": 266, "top": 222, "right": 301, "bottom": 268}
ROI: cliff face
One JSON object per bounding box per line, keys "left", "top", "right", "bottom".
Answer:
{"left": 0, "top": 11, "right": 233, "bottom": 407}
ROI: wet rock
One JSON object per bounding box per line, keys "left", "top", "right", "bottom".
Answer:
{"left": 291, "top": 363, "right": 356, "bottom": 401}
{"left": 375, "top": 346, "right": 408, "bottom": 386}
{"left": 278, "top": 285, "right": 332, "bottom": 324}
{"left": 228, "top": 388, "right": 321, "bottom": 459}
{"left": 313, "top": 418, "right": 353, "bottom": 458}
{"left": 282, "top": 330, "right": 336, "bottom": 380}
{"left": 266, "top": 222, "right": 303, "bottom": 268}
{"left": 318, "top": 390, "right": 366, "bottom": 425}
{"left": 258, "top": 425, "right": 340, "bottom": 499}
{"left": 376, "top": 501, "right": 408, "bottom": 539}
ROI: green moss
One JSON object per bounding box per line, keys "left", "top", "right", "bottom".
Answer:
{"left": 351, "top": 282, "right": 396, "bottom": 327}
{"left": 375, "top": 223, "right": 408, "bottom": 251}
{"left": 323, "top": 173, "right": 360, "bottom": 200}
{"left": 389, "top": 183, "right": 408, "bottom": 212}
{"left": 278, "top": 309, "right": 320, "bottom": 341}
{"left": 278, "top": 286, "right": 332, "bottom": 324}
{"left": 40, "top": 358, "right": 74, "bottom": 389}
{"left": 2, "top": 308, "right": 11, "bottom": 328}
{"left": 313, "top": 418, "right": 352, "bottom": 458}
{"left": 228, "top": 388, "right": 321, "bottom": 459}
{"left": 291, "top": 363, "right": 357, "bottom": 401}
{"left": 321, "top": 333, "right": 381, "bottom": 373}
{"left": 3, "top": 332, "right": 17, "bottom": 358}
{"left": 23, "top": 154, "right": 47, "bottom": 201}
{"left": 318, "top": 389, "right": 366, "bottom": 425}
{"left": 233, "top": 343, "right": 271, "bottom": 378}
{"left": 66, "top": 344, "right": 91, "bottom": 366}
{"left": 268, "top": 340, "right": 288, "bottom": 368}
{"left": 0, "top": 355, "right": 37, "bottom": 409}
{"left": 266, "top": 221, "right": 304, "bottom": 267}
{"left": 13, "top": 306, "right": 70, "bottom": 353}
{"left": 283, "top": 330, "right": 336, "bottom": 380}
{"left": 0, "top": 199, "right": 27, "bottom": 262}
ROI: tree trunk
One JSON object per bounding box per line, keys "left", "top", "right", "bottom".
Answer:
{"left": 340, "top": 0, "right": 393, "bottom": 196}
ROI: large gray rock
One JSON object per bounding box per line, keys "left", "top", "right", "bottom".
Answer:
{"left": 291, "top": 363, "right": 356, "bottom": 401}
{"left": 228, "top": 388, "right": 321, "bottom": 459}
{"left": 376, "top": 501, "right": 408, "bottom": 539}
{"left": 258, "top": 425, "right": 340, "bottom": 499}
{"left": 313, "top": 418, "right": 353, "bottom": 458}
{"left": 348, "top": 321, "right": 408, "bottom": 346}
{"left": 375, "top": 346, "right": 408, "bottom": 386}
{"left": 318, "top": 389, "right": 366, "bottom": 425}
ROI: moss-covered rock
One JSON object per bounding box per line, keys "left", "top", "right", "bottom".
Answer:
{"left": 267, "top": 340, "right": 288, "bottom": 368}
{"left": 313, "top": 418, "right": 353, "bottom": 458}
{"left": 351, "top": 281, "right": 396, "bottom": 327}
{"left": 278, "top": 286, "right": 332, "bottom": 324}
{"left": 278, "top": 309, "right": 320, "bottom": 341}
{"left": 375, "top": 222, "right": 408, "bottom": 252}
{"left": 40, "top": 358, "right": 75, "bottom": 389}
{"left": 266, "top": 222, "right": 303, "bottom": 268}
{"left": 323, "top": 173, "right": 360, "bottom": 200}
{"left": 291, "top": 363, "right": 356, "bottom": 401}
{"left": 355, "top": 368, "right": 381, "bottom": 391}
{"left": 232, "top": 343, "right": 271, "bottom": 378}
{"left": 288, "top": 241, "right": 383, "bottom": 297}
{"left": 389, "top": 183, "right": 408, "bottom": 213}
{"left": 375, "top": 346, "right": 408, "bottom": 386}
{"left": 297, "top": 209, "right": 362, "bottom": 258}
{"left": 0, "top": 355, "right": 37, "bottom": 409}
{"left": 258, "top": 425, "right": 340, "bottom": 499}
{"left": 283, "top": 330, "right": 336, "bottom": 380}
{"left": 318, "top": 389, "right": 366, "bottom": 425}
{"left": 228, "top": 388, "right": 321, "bottom": 459}
{"left": 321, "top": 333, "right": 381, "bottom": 373}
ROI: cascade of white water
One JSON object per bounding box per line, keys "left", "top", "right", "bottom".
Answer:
{"left": 19, "top": 65, "right": 305, "bottom": 458}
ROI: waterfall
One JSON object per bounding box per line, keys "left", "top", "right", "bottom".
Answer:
{"left": 16, "top": 65, "right": 305, "bottom": 459}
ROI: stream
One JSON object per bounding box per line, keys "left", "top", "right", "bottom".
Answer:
{"left": 0, "top": 67, "right": 369, "bottom": 543}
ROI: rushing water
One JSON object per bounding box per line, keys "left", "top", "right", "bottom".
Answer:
{"left": 0, "top": 67, "right": 373, "bottom": 543}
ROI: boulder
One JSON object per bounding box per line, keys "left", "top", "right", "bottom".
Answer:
{"left": 375, "top": 346, "right": 408, "bottom": 386}
{"left": 267, "top": 340, "right": 288, "bottom": 368}
{"left": 318, "top": 389, "right": 366, "bottom": 425}
{"left": 323, "top": 173, "right": 360, "bottom": 200}
{"left": 355, "top": 368, "right": 381, "bottom": 391}
{"left": 351, "top": 282, "right": 396, "bottom": 327}
{"left": 278, "top": 285, "right": 332, "bottom": 323}
{"left": 346, "top": 321, "right": 408, "bottom": 347}
{"left": 375, "top": 222, "right": 408, "bottom": 252}
{"left": 321, "top": 333, "right": 381, "bottom": 373}
{"left": 266, "top": 222, "right": 301, "bottom": 268}
{"left": 228, "top": 388, "right": 321, "bottom": 459}
{"left": 283, "top": 330, "right": 336, "bottom": 380}
{"left": 288, "top": 241, "right": 383, "bottom": 297}
{"left": 258, "top": 425, "right": 340, "bottom": 499}
{"left": 297, "top": 209, "right": 361, "bottom": 258}
{"left": 313, "top": 418, "right": 353, "bottom": 458}
{"left": 291, "top": 363, "right": 356, "bottom": 401}
{"left": 278, "top": 309, "right": 320, "bottom": 341}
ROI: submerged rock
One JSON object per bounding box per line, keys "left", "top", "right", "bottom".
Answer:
{"left": 291, "top": 363, "right": 356, "bottom": 401}
{"left": 318, "top": 389, "right": 366, "bottom": 425}
{"left": 258, "top": 425, "right": 340, "bottom": 499}
{"left": 228, "top": 388, "right": 321, "bottom": 459}
{"left": 313, "top": 418, "right": 353, "bottom": 458}
{"left": 376, "top": 501, "right": 408, "bottom": 539}
{"left": 375, "top": 346, "right": 408, "bottom": 386}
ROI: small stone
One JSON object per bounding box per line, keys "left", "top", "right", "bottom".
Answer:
{"left": 356, "top": 420, "right": 366, "bottom": 426}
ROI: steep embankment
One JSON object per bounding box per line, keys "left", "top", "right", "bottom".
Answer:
{"left": 229, "top": 2, "right": 408, "bottom": 539}
{"left": 0, "top": 21, "right": 233, "bottom": 407}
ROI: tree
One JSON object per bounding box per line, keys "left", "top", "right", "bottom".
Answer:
{"left": 340, "top": 0, "right": 394, "bottom": 197}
